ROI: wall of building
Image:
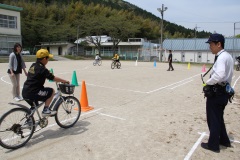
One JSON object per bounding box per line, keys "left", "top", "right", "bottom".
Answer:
{"left": 0, "top": 8, "right": 21, "bottom": 35}
{"left": 165, "top": 50, "right": 239, "bottom": 64}
{"left": 0, "top": 5, "right": 22, "bottom": 55}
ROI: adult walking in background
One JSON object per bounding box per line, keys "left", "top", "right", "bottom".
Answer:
{"left": 167, "top": 50, "right": 174, "bottom": 71}
{"left": 7, "top": 43, "right": 28, "bottom": 102}
{"left": 201, "top": 33, "right": 234, "bottom": 153}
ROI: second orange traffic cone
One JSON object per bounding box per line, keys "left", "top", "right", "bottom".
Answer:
{"left": 80, "top": 81, "right": 93, "bottom": 112}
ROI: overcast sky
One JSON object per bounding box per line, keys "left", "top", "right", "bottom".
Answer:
{"left": 124, "top": 0, "right": 240, "bottom": 37}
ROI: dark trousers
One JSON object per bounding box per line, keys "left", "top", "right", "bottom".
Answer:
{"left": 206, "top": 93, "right": 230, "bottom": 150}
{"left": 168, "top": 61, "right": 174, "bottom": 70}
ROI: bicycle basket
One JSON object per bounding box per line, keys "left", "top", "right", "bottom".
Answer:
{"left": 59, "top": 84, "right": 75, "bottom": 94}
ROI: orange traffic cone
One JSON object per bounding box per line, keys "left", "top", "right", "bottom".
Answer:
{"left": 79, "top": 81, "right": 93, "bottom": 112}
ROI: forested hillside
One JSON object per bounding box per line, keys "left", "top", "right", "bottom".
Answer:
{"left": 1, "top": 0, "right": 211, "bottom": 48}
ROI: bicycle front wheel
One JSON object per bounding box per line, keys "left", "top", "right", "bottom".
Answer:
{"left": 55, "top": 96, "right": 81, "bottom": 128}
{"left": 236, "top": 65, "right": 240, "bottom": 71}
{"left": 0, "top": 108, "right": 35, "bottom": 149}
{"left": 116, "top": 62, "right": 121, "bottom": 69}
{"left": 98, "top": 60, "right": 102, "bottom": 66}
{"left": 111, "top": 62, "right": 115, "bottom": 69}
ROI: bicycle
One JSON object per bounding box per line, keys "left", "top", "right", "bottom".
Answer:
{"left": 236, "top": 57, "right": 240, "bottom": 71}
{"left": 111, "top": 60, "right": 121, "bottom": 69}
{"left": 93, "top": 58, "right": 102, "bottom": 66}
{"left": 0, "top": 83, "right": 81, "bottom": 149}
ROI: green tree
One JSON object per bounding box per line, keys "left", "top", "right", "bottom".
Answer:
{"left": 106, "top": 14, "right": 141, "bottom": 55}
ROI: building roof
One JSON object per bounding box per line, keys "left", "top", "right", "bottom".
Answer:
{"left": 0, "top": 3, "right": 23, "bottom": 12}
{"left": 163, "top": 38, "right": 240, "bottom": 51}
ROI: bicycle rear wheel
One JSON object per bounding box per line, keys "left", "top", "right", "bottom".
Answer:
{"left": 55, "top": 96, "right": 81, "bottom": 128}
{"left": 0, "top": 108, "right": 35, "bottom": 149}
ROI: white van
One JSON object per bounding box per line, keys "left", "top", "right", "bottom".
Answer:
{"left": 21, "top": 50, "right": 30, "bottom": 55}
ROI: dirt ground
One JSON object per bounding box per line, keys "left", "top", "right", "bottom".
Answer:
{"left": 0, "top": 60, "right": 240, "bottom": 160}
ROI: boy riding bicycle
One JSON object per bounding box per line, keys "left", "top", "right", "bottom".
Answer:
{"left": 112, "top": 53, "right": 120, "bottom": 63}
{"left": 95, "top": 54, "right": 101, "bottom": 61}
{"left": 22, "top": 49, "right": 69, "bottom": 116}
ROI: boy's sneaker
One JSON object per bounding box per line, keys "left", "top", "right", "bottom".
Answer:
{"left": 14, "top": 97, "right": 21, "bottom": 102}
{"left": 42, "top": 108, "right": 57, "bottom": 117}
{"left": 18, "top": 96, "right": 24, "bottom": 101}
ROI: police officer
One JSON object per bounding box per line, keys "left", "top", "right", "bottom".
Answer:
{"left": 201, "top": 33, "right": 234, "bottom": 153}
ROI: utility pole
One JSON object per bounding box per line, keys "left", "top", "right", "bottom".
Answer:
{"left": 157, "top": 4, "right": 167, "bottom": 62}
{"left": 194, "top": 24, "right": 200, "bottom": 38}
{"left": 194, "top": 24, "right": 200, "bottom": 63}
{"left": 233, "top": 22, "right": 240, "bottom": 56}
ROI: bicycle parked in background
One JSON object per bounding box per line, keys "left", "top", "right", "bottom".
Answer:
{"left": 0, "top": 83, "right": 81, "bottom": 149}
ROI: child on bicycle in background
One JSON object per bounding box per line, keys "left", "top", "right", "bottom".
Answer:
{"left": 236, "top": 56, "right": 240, "bottom": 62}
{"left": 22, "top": 49, "right": 69, "bottom": 116}
{"left": 95, "top": 54, "right": 101, "bottom": 61}
{"left": 112, "top": 53, "right": 120, "bottom": 63}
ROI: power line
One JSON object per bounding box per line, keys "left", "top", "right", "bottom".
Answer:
{"left": 173, "top": 21, "right": 236, "bottom": 24}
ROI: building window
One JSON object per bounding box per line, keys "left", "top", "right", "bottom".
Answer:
{"left": 0, "top": 14, "right": 17, "bottom": 29}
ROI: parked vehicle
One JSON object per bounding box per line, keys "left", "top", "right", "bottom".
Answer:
{"left": 0, "top": 49, "right": 8, "bottom": 55}
{"left": 21, "top": 50, "right": 30, "bottom": 55}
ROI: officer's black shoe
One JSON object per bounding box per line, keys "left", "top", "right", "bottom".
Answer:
{"left": 167, "top": 69, "right": 170, "bottom": 71}
{"left": 201, "top": 142, "right": 220, "bottom": 153}
{"left": 220, "top": 143, "right": 232, "bottom": 148}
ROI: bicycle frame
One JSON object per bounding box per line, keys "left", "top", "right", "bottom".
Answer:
{"left": 9, "top": 82, "right": 68, "bottom": 129}
{"left": 0, "top": 82, "right": 81, "bottom": 149}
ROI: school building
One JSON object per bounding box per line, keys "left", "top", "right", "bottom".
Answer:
{"left": 0, "top": 4, "right": 23, "bottom": 55}
{"left": 163, "top": 38, "right": 240, "bottom": 63}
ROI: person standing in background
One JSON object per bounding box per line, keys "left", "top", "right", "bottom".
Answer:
{"left": 167, "top": 50, "right": 174, "bottom": 71}
{"left": 7, "top": 43, "right": 28, "bottom": 102}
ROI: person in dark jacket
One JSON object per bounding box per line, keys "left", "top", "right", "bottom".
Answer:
{"left": 22, "top": 49, "right": 69, "bottom": 116}
{"left": 167, "top": 50, "right": 174, "bottom": 71}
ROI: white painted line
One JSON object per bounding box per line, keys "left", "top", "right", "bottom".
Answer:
{"left": 198, "top": 132, "right": 240, "bottom": 144}
{"left": 87, "top": 83, "right": 147, "bottom": 94}
{"left": 147, "top": 73, "right": 201, "bottom": 94}
{"left": 170, "top": 80, "right": 193, "bottom": 89}
{"left": 33, "top": 108, "right": 103, "bottom": 133}
{"left": 232, "top": 75, "right": 240, "bottom": 89}
{"left": 81, "top": 108, "right": 103, "bottom": 116}
{"left": 184, "top": 132, "right": 206, "bottom": 160}
{"left": 98, "top": 112, "right": 126, "bottom": 120}
{"left": 0, "top": 75, "right": 11, "bottom": 85}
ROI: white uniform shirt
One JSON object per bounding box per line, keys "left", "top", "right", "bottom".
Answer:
{"left": 95, "top": 55, "right": 99, "bottom": 60}
{"left": 206, "top": 49, "right": 234, "bottom": 85}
